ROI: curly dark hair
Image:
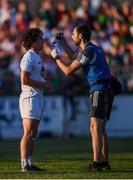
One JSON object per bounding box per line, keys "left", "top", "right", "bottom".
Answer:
{"left": 22, "top": 28, "right": 43, "bottom": 50}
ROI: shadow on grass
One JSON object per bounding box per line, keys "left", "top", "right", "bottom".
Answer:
{"left": 81, "top": 167, "right": 133, "bottom": 173}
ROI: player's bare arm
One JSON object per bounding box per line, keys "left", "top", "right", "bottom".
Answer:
{"left": 21, "top": 71, "right": 53, "bottom": 91}
{"left": 51, "top": 49, "right": 82, "bottom": 75}
{"left": 56, "top": 59, "right": 82, "bottom": 76}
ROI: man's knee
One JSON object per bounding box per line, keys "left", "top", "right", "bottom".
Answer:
{"left": 32, "top": 130, "right": 38, "bottom": 141}
{"left": 90, "top": 117, "right": 104, "bottom": 133}
{"left": 90, "top": 122, "right": 93, "bottom": 134}
{"left": 24, "top": 129, "right": 37, "bottom": 140}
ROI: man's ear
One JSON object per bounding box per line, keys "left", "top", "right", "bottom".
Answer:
{"left": 79, "top": 33, "right": 82, "bottom": 40}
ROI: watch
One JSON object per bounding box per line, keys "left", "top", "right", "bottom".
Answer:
{"left": 55, "top": 55, "right": 60, "bottom": 60}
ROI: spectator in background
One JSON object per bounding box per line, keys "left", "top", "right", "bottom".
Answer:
{"left": 90, "top": 0, "right": 103, "bottom": 15}
{"left": 0, "top": 0, "right": 11, "bottom": 24}
{"left": 39, "top": 0, "right": 57, "bottom": 28}
{"left": 76, "top": 0, "right": 89, "bottom": 19}
{"left": 17, "top": 1, "right": 31, "bottom": 26}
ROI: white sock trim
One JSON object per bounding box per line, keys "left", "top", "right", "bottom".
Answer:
{"left": 28, "top": 156, "right": 33, "bottom": 166}
{"left": 21, "top": 159, "right": 28, "bottom": 168}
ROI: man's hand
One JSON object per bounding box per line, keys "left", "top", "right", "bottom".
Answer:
{"left": 56, "top": 31, "right": 64, "bottom": 40}
{"left": 51, "top": 49, "right": 60, "bottom": 59}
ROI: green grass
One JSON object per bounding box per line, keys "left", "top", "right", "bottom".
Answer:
{"left": 0, "top": 137, "right": 133, "bottom": 179}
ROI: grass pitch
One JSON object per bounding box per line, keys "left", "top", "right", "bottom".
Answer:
{"left": 0, "top": 137, "right": 133, "bottom": 179}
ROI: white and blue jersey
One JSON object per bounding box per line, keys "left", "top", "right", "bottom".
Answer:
{"left": 76, "top": 43, "right": 112, "bottom": 93}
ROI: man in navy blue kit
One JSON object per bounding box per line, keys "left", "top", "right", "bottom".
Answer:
{"left": 51, "top": 24, "right": 114, "bottom": 171}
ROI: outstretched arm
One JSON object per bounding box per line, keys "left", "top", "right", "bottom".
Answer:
{"left": 51, "top": 49, "right": 82, "bottom": 76}
{"left": 56, "top": 58, "right": 82, "bottom": 76}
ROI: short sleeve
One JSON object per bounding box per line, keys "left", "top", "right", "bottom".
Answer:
{"left": 75, "top": 47, "right": 97, "bottom": 65}
{"left": 20, "top": 54, "right": 33, "bottom": 72}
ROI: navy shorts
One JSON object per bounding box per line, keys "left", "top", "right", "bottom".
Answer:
{"left": 90, "top": 90, "right": 114, "bottom": 120}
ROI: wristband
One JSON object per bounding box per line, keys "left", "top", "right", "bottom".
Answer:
{"left": 55, "top": 55, "right": 60, "bottom": 60}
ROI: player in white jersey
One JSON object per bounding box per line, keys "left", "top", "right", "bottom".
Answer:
{"left": 19, "top": 28, "right": 53, "bottom": 172}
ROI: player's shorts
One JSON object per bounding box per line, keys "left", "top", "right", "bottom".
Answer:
{"left": 89, "top": 90, "right": 114, "bottom": 120}
{"left": 19, "top": 94, "right": 44, "bottom": 120}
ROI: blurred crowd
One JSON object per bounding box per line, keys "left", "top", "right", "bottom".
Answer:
{"left": 0, "top": 0, "right": 133, "bottom": 95}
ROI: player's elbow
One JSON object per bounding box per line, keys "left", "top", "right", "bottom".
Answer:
{"left": 64, "top": 71, "right": 70, "bottom": 76}
{"left": 21, "top": 77, "right": 30, "bottom": 85}
{"left": 64, "top": 68, "right": 72, "bottom": 76}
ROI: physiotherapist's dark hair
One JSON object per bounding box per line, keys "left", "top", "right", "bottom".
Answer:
{"left": 22, "top": 28, "right": 43, "bottom": 50}
{"left": 76, "top": 24, "right": 91, "bottom": 42}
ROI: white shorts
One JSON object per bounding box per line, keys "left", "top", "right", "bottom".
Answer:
{"left": 19, "top": 95, "right": 44, "bottom": 120}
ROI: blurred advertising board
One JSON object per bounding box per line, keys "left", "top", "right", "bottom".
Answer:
{"left": 0, "top": 95, "right": 133, "bottom": 138}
